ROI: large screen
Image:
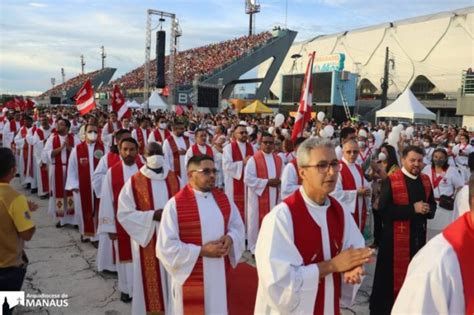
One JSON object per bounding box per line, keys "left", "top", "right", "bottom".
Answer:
{"left": 281, "top": 72, "right": 333, "bottom": 103}
{"left": 197, "top": 86, "right": 219, "bottom": 108}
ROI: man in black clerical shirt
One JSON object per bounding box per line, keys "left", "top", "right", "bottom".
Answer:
{"left": 370, "top": 146, "right": 436, "bottom": 315}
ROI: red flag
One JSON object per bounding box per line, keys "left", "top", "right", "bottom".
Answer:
{"left": 5, "top": 100, "right": 15, "bottom": 109}
{"left": 111, "top": 85, "right": 131, "bottom": 120}
{"left": 291, "top": 52, "right": 315, "bottom": 142}
{"left": 74, "top": 79, "right": 96, "bottom": 115}
{"left": 175, "top": 105, "right": 184, "bottom": 116}
{"left": 26, "top": 98, "right": 35, "bottom": 110}
{"left": 13, "top": 97, "right": 26, "bottom": 111}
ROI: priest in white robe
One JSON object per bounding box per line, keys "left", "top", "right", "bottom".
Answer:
{"left": 118, "top": 142, "right": 181, "bottom": 315}
{"left": 244, "top": 132, "right": 283, "bottom": 253}
{"left": 13, "top": 117, "right": 36, "bottom": 188}
{"left": 32, "top": 116, "right": 53, "bottom": 199}
{"left": 222, "top": 125, "right": 254, "bottom": 221}
{"left": 281, "top": 159, "right": 301, "bottom": 200}
{"left": 392, "top": 176, "right": 474, "bottom": 314}
{"left": 162, "top": 120, "right": 190, "bottom": 184}
{"left": 148, "top": 116, "right": 171, "bottom": 145}
{"left": 254, "top": 137, "right": 372, "bottom": 314}
{"left": 331, "top": 140, "right": 370, "bottom": 232}
{"left": 184, "top": 128, "right": 215, "bottom": 167}
{"left": 2, "top": 112, "right": 21, "bottom": 149}
{"left": 97, "top": 137, "right": 143, "bottom": 303}
{"left": 156, "top": 154, "right": 245, "bottom": 315}
{"left": 42, "top": 118, "right": 80, "bottom": 227}
{"left": 101, "top": 111, "right": 122, "bottom": 149}
{"left": 66, "top": 124, "right": 105, "bottom": 242}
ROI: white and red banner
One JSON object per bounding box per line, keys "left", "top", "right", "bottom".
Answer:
{"left": 291, "top": 51, "right": 315, "bottom": 142}
{"left": 75, "top": 79, "right": 96, "bottom": 115}
{"left": 111, "top": 85, "right": 131, "bottom": 119}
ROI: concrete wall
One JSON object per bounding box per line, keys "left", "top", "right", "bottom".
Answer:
{"left": 462, "top": 116, "right": 474, "bottom": 130}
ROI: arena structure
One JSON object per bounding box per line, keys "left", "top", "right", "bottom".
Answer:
{"left": 38, "top": 68, "right": 116, "bottom": 105}
{"left": 259, "top": 6, "right": 474, "bottom": 125}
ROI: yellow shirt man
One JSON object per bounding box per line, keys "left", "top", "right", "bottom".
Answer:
{"left": 0, "top": 183, "right": 35, "bottom": 268}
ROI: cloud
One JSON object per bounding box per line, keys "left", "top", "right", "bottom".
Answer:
{"left": 28, "top": 2, "right": 47, "bottom": 8}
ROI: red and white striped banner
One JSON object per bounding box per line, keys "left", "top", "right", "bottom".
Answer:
{"left": 75, "top": 79, "right": 96, "bottom": 115}
{"left": 111, "top": 85, "right": 130, "bottom": 119}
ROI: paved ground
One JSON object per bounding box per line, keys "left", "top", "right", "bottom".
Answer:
{"left": 11, "top": 177, "right": 373, "bottom": 314}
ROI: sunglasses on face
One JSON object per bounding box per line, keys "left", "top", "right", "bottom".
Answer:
{"left": 191, "top": 168, "right": 218, "bottom": 175}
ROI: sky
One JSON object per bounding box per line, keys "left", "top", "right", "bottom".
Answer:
{"left": 0, "top": 0, "right": 472, "bottom": 96}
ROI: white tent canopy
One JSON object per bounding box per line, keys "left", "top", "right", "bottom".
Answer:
{"left": 127, "top": 100, "right": 141, "bottom": 108}
{"left": 375, "top": 88, "right": 436, "bottom": 121}
{"left": 144, "top": 91, "right": 168, "bottom": 110}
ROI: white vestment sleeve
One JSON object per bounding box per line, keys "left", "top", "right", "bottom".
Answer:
{"left": 92, "top": 156, "right": 108, "bottom": 197}
{"left": 14, "top": 131, "right": 25, "bottom": 148}
{"left": 97, "top": 171, "right": 117, "bottom": 234}
{"left": 330, "top": 173, "right": 357, "bottom": 213}
{"left": 156, "top": 198, "right": 201, "bottom": 285}
{"left": 281, "top": 163, "right": 299, "bottom": 200}
{"left": 162, "top": 140, "right": 175, "bottom": 172}
{"left": 101, "top": 124, "right": 113, "bottom": 149}
{"left": 184, "top": 147, "right": 193, "bottom": 168}
{"left": 42, "top": 136, "right": 54, "bottom": 164}
{"left": 225, "top": 201, "right": 245, "bottom": 267}
{"left": 65, "top": 147, "right": 79, "bottom": 190}
{"left": 222, "top": 144, "right": 243, "bottom": 180}
{"left": 117, "top": 180, "right": 156, "bottom": 247}
{"left": 255, "top": 203, "right": 319, "bottom": 314}
{"left": 244, "top": 157, "right": 268, "bottom": 196}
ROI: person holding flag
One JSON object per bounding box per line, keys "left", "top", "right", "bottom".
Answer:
{"left": 291, "top": 52, "right": 315, "bottom": 142}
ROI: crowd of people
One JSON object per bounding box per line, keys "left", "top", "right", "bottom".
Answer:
{"left": 0, "top": 105, "right": 473, "bottom": 314}
{"left": 39, "top": 69, "right": 109, "bottom": 98}
{"left": 109, "top": 31, "right": 272, "bottom": 90}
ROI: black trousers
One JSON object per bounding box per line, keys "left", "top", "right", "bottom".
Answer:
{"left": 373, "top": 208, "right": 383, "bottom": 246}
{"left": 0, "top": 266, "right": 27, "bottom": 291}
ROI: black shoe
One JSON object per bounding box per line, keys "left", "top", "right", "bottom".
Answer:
{"left": 91, "top": 241, "right": 99, "bottom": 248}
{"left": 15, "top": 174, "right": 20, "bottom": 178}
{"left": 56, "top": 222, "right": 63, "bottom": 228}
{"left": 39, "top": 194, "right": 49, "bottom": 200}
{"left": 74, "top": 225, "right": 79, "bottom": 230}
{"left": 120, "top": 293, "right": 132, "bottom": 303}
{"left": 25, "top": 183, "right": 31, "bottom": 190}
{"left": 80, "top": 235, "right": 89, "bottom": 243}
{"left": 31, "top": 188, "right": 38, "bottom": 194}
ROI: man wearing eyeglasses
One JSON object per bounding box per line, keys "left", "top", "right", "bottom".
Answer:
{"left": 163, "top": 120, "right": 191, "bottom": 185}
{"left": 65, "top": 123, "right": 104, "bottom": 243}
{"left": 244, "top": 132, "right": 283, "bottom": 253}
{"left": 222, "top": 125, "right": 254, "bottom": 221}
{"left": 254, "top": 137, "right": 372, "bottom": 314}
{"left": 117, "top": 142, "right": 181, "bottom": 314}
{"left": 156, "top": 154, "right": 245, "bottom": 314}
{"left": 331, "top": 140, "right": 370, "bottom": 232}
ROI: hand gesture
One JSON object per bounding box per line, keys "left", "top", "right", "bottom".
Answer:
{"left": 220, "top": 235, "right": 233, "bottom": 256}
{"left": 243, "top": 156, "right": 251, "bottom": 165}
{"left": 343, "top": 266, "right": 365, "bottom": 285}
{"left": 153, "top": 209, "right": 163, "bottom": 221}
{"left": 200, "top": 240, "right": 226, "bottom": 258}
{"left": 330, "top": 246, "right": 373, "bottom": 273}
{"left": 27, "top": 200, "right": 39, "bottom": 212}
{"left": 414, "top": 201, "right": 430, "bottom": 214}
{"left": 179, "top": 149, "right": 187, "bottom": 155}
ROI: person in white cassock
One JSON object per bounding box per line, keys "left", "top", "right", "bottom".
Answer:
{"left": 97, "top": 137, "right": 143, "bottom": 303}
{"left": 335, "top": 127, "right": 357, "bottom": 160}
{"left": 131, "top": 117, "right": 151, "bottom": 156}
{"left": 331, "top": 140, "right": 370, "bottom": 232}
{"left": 42, "top": 118, "right": 80, "bottom": 227}
{"left": 13, "top": 116, "right": 36, "bottom": 189}
{"left": 280, "top": 137, "right": 306, "bottom": 200}
{"left": 66, "top": 124, "right": 105, "bottom": 243}
{"left": 101, "top": 111, "right": 122, "bottom": 149}
{"left": 452, "top": 153, "right": 474, "bottom": 220}
{"left": 162, "top": 120, "right": 190, "bottom": 185}
{"left": 32, "top": 116, "right": 53, "bottom": 199}
{"left": 92, "top": 129, "right": 131, "bottom": 274}
{"left": 244, "top": 132, "right": 283, "bottom": 253}
{"left": 392, "top": 175, "right": 474, "bottom": 315}
{"left": 2, "top": 112, "right": 21, "bottom": 149}
{"left": 148, "top": 116, "right": 171, "bottom": 145}
{"left": 222, "top": 124, "right": 254, "bottom": 223}
{"left": 156, "top": 154, "right": 245, "bottom": 315}
{"left": 422, "top": 148, "right": 464, "bottom": 239}
{"left": 118, "top": 142, "right": 182, "bottom": 315}
{"left": 254, "top": 138, "right": 372, "bottom": 314}
{"left": 184, "top": 128, "right": 215, "bottom": 167}
{"left": 452, "top": 133, "right": 473, "bottom": 182}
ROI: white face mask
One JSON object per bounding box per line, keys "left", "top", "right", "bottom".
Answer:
{"left": 378, "top": 152, "right": 387, "bottom": 161}
{"left": 159, "top": 123, "right": 167, "bottom": 129}
{"left": 146, "top": 155, "right": 165, "bottom": 169}
{"left": 87, "top": 131, "right": 98, "bottom": 142}
{"left": 358, "top": 141, "right": 366, "bottom": 148}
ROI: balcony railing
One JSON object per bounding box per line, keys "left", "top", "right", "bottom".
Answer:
{"left": 461, "top": 70, "right": 474, "bottom": 95}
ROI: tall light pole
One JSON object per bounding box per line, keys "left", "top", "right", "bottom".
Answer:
{"left": 245, "top": 0, "right": 261, "bottom": 36}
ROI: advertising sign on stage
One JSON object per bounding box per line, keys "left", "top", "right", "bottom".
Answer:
{"left": 314, "top": 53, "right": 345, "bottom": 72}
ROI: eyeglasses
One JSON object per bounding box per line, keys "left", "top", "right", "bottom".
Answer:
{"left": 262, "top": 141, "right": 274, "bottom": 145}
{"left": 191, "top": 168, "right": 218, "bottom": 175}
{"left": 345, "top": 150, "right": 360, "bottom": 155}
{"left": 301, "top": 161, "right": 340, "bottom": 173}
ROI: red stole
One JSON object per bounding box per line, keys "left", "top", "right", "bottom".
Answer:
{"left": 9, "top": 119, "right": 18, "bottom": 133}
{"left": 175, "top": 185, "right": 231, "bottom": 315}
{"left": 231, "top": 141, "right": 254, "bottom": 220}
{"left": 389, "top": 169, "right": 431, "bottom": 300}
{"left": 152, "top": 128, "right": 171, "bottom": 143}
{"left": 340, "top": 161, "right": 367, "bottom": 231}
{"left": 110, "top": 160, "right": 143, "bottom": 262}
{"left": 107, "top": 121, "right": 122, "bottom": 134}
{"left": 443, "top": 212, "right": 474, "bottom": 314}
{"left": 285, "top": 191, "right": 344, "bottom": 315}
{"left": 131, "top": 170, "right": 180, "bottom": 314}
{"left": 136, "top": 128, "right": 150, "bottom": 155}
{"left": 107, "top": 152, "right": 121, "bottom": 169}
{"left": 21, "top": 127, "right": 35, "bottom": 178}
{"left": 191, "top": 143, "right": 213, "bottom": 158}
{"left": 168, "top": 135, "right": 190, "bottom": 177}
{"left": 254, "top": 151, "right": 283, "bottom": 227}
{"left": 431, "top": 166, "right": 448, "bottom": 189}
{"left": 53, "top": 133, "right": 75, "bottom": 216}
{"left": 36, "top": 128, "right": 50, "bottom": 194}
{"left": 76, "top": 141, "right": 104, "bottom": 236}
{"left": 290, "top": 159, "right": 302, "bottom": 185}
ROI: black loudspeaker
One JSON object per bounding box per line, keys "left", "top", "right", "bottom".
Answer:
{"left": 50, "top": 96, "right": 61, "bottom": 104}
{"left": 156, "top": 30, "right": 166, "bottom": 88}
{"left": 197, "top": 86, "right": 219, "bottom": 108}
